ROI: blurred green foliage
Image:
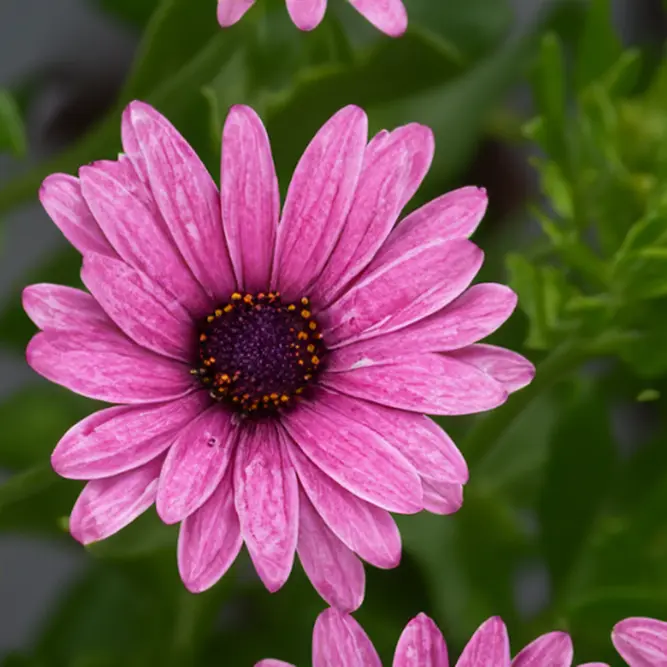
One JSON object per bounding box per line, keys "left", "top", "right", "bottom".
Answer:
{"left": 1, "top": 0, "right": 667, "bottom": 665}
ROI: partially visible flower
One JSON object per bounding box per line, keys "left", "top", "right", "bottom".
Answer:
{"left": 612, "top": 618, "right": 667, "bottom": 666}
{"left": 256, "top": 609, "right": 590, "bottom": 667}
{"left": 25, "top": 100, "right": 532, "bottom": 611}
{"left": 217, "top": 0, "right": 408, "bottom": 37}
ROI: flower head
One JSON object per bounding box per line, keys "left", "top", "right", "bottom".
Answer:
{"left": 256, "top": 609, "right": 586, "bottom": 667}
{"left": 25, "top": 101, "right": 532, "bottom": 608}
{"left": 612, "top": 617, "right": 667, "bottom": 666}
{"left": 217, "top": 0, "right": 408, "bottom": 37}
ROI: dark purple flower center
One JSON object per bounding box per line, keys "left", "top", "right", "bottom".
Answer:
{"left": 192, "top": 292, "right": 326, "bottom": 415}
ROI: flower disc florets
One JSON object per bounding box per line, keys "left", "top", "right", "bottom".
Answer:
{"left": 193, "top": 292, "right": 326, "bottom": 415}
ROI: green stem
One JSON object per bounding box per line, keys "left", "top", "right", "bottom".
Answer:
{"left": 464, "top": 340, "right": 587, "bottom": 470}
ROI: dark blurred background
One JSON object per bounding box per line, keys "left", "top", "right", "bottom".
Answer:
{"left": 1, "top": 0, "right": 666, "bottom": 662}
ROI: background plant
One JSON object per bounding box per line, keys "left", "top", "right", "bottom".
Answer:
{"left": 1, "top": 0, "right": 667, "bottom": 665}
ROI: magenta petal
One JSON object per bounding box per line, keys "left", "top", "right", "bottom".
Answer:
{"left": 511, "top": 632, "right": 573, "bottom": 667}
{"left": 324, "top": 239, "right": 483, "bottom": 348}
{"left": 312, "top": 123, "right": 434, "bottom": 307}
{"left": 69, "top": 457, "right": 163, "bottom": 544}
{"left": 329, "top": 284, "right": 518, "bottom": 370}
{"left": 217, "top": 0, "right": 256, "bottom": 26}
{"left": 221, "top": 105, "right": 279, "bottom": 293}
{"left": 612, "top": 617, "right": 667, "bottom": 667}
{"left": 379, "top": 187, "right": 488, "bottom": 266}
{"left": 282, "top": 397, "right": 422, "bottom": 514}
{"left": 123, "top": 101, "right": 236, "bottom": 303}
{"left": 52, "top": 393, "right": 208, "bottom": 480}
{"left": 178, "top": 471, "right": 243, "bottom": 593}
{"left": 272, "top": 106, "right": 368, "bottom": 301}
{"left": 422, "top": 481, "right": 464, "bottom": 516}
{"left": 289, "top": 443, "right": 401, "bottom": 569}
{"left": 393, "top": 614, "right": 449, "bottom": 667}
{"left": 298, "top": 490, "right": 365, "bottom": 612}
{"left": 313, "top": 608, "right": 381, "bottom": 667}
{"left": 323, "top": 353, "right": 508, "bottom": 416}
{"left": 234, "top": 423, "right": 299, "bottom": 592}
{"left": 286, "top": 0, "right": 326, "bottom": 30}
{"left": 348, "top": 0, "right": 407, "bottom": 37}
{"left": 79, "top": 157, "right": 211, "bottom": 316}
{"left": 27, "top": 330, "right": 193, "bottom": 404}
{"left": 455, "top": 617, "right": 510, "bottom": 667}
{"left": 321, "top": 390, "right": 467, "bottom": 485}
{"left": 156, "top": 406, "right": 237, "bottom": 524}
{"left": 81, "top": 253, "right": 192, "bottom": 361}
{"left": 39, "top": 174, "right": 114, "bottom": 256}
{"left": 23, "top": 284, "right": 112, "bottom": 334}
{"left": 447, "top": 345, "right": 535, "bottom": 393}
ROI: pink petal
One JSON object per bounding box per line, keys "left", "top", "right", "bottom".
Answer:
{"left": 446, "top": 345, "right": 535, "bottom": 393}
{"left": 81, "top": 253, "right": 193, "bottom": 361}
{"left": 323, "top": 353, "right": 508, "bottom": 416}
{"left": 376, "top": 187, "right": 488, "bottom": 269}
{"left": 511, "top": 632, "right": 573, "bottom": 667}
{"left": 69, "top": 456, "right": 163, "bottom": 544}
{"left": 393, "top": 613, "right": 449, "bottom": 667}
{"left": 271, "top": 106, "right": 368, "bottom": 301}
{"left": 323, "top": 239, "right": 483, "bottom": 348}
{"left": 313, "top": 608, "right": 381, "bottom": 667}
{"left": 612, "top": 617, "right": 667, "bottom": 667}
{"left": 23, "top": 284, "right": 112, "bottom": 334}
{"left": 79, "top": 157, "right": 211, "bottom": 316}
{"left": 281, "top": 397, "right": 423, "bottom": 514}
{"left": 178, "top": 471, "right": 243, "bottom": 593}
{"left": 312, "top": 123, "right": 434, "bottom": 307}
{"left": 217, "top": 0, "right": 256, "bottom": 26}
{"left": 321, "top": 390, "right": 467, "bottom": 485}
{"left": 455, "top": 617, "right": 510, "bottom": 667}
{"left": 221, "top": 105, "right": 279, "bottom": 293}
{"left": 298, "top": 489, "right": 365, "bottom": 612}
{"left": 286, "top": 0, "right": 327, "bottom": 30}
{"left": 39, "top": 174, "right": 114, "bottom": 256}
{"left": 156, "top": 406, "right": 237, "bottom": 524}
{"left": 348, "top": 0, "right": 408, "bottom": 37}
{"left": 52, "top": 393, "right": 208, "bottom": 480}
{"left": 255, "top": 662, "right": 295, "bottom": 667}
{"left": 289, "top": 442, "right": 401, "bottom": 569}
{"left": 27, "top": 330, "right": 193, "bottom": 404}
{"left": 234, "top": 423, "right": 299, "bottom": 592}
{"left": 329, "top": 284, "right": 518, "bottom": 370}
{"left": 422, "top": 481, "right": 464, "bottom": 516}
{"left": 122, "top": 101, "right": 236, "bottom": 304}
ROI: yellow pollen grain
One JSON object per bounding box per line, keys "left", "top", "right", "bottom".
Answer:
{"left": 298, "top": 359, "right": 305, "bottom": 366}
{"left": 280, "top": 395, "right": 289, "bottom": 403}
{"left": 258, "top": 293, "right": 266, "bottom": 300}
{"left": 295, "top": 387, "right": 304, "bottom": 394}
{"left": 207, "top": 315, "right": 215, "bottom": 323}
{"left": 243, "top": 294, "right": 254, "bottom": 304}
{"left": 307, "top": 344, "right": 315, "bottom": 353}
{"left": 311, "top": 355, "right": 320, "bottom": 365}
{"left": 301, "top": 297, "right": 309, "bottom": 306}
{"left": 309, "top": 322, "right": 317, "bottom": 330}
{"left": 231, "top": 292, "right": 242, "bottom": 301}
{"left": 297, "top": 332, "right": 308, "bottom": 340}
{"left": 263, "top": 395, "right": 270, "bottom": 402}
{"left": 287, "top": 304, "right": 296, "bottom": 311}
{"left": 301, "top": 309, "right": 311, "bottom": 319}
{"left": 214, "top": 309, "right": 223, "bottom": 317}
{"left": 199, "top": 334, "right": 207, "bottom": 342}
{"left": 270, "top": 392, "right": 279, "bottom": 400}
{"left": 224, "top": 304, "right": 234, "bottom": 313}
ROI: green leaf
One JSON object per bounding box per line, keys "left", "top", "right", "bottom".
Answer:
{"left": 95, "top": 0, "right": 160, "bottom": 29}
{"left": 539, "top": 387, "right": 617, "bottom": 603}
{"left": 614, "top": 247, "right": 667, "bottom": 300}
{"left": 574, "top": 0, "right": 623, "bottom": 92}
{"left": 0, "top": 90, "right": 27, "bottom": 157}
{"left": 0, "top": 464, "right": 59, "bottom": 513}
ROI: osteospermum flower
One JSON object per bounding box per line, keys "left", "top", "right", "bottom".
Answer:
{"left": 256, "top": 609, "right": 596, "bottom": 667}
{"left": 612, "top": 617, "right": 667, "bottom": 666}
{"left": 24, "top": 101, "right": 533, "bottom": 608}
{"left": 217, "top": 0, "right": 408, "bottom": 37}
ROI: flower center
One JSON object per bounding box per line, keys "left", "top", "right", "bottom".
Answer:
{"left": 192, "top": 292, "right": 326, "bottom": 415}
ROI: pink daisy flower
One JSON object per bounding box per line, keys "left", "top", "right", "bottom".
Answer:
{"left": 217, "top": 0, "right": 408, "bottom": 37}
{"left": 612, "top": 617, "right": 667, "bottom": 666}
{"left": 24, "top": 101, "right": 532, "bottom": 608}
{"left": 256, "top": 609, "right": 600, "bottom": 667}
